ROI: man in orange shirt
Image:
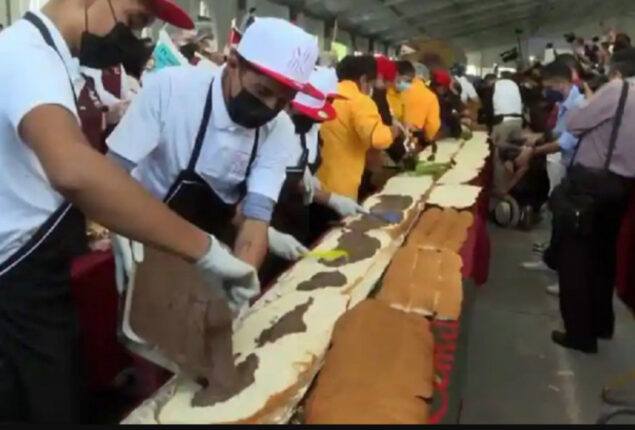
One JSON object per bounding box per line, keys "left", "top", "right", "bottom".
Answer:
{"left": 395, "top": 61, "right": 441, "bottom": 142}
{"left": 317, "top": 55, "right": 400, "bottom": 202}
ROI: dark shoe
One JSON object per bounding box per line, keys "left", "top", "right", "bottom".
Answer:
{"left": 551, "top": 331, "right": 598, "bottom": 354}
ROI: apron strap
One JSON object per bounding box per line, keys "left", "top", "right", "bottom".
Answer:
{"left": 604, "top": 80, "right": 629, "bottom": 170}
{"left": 0, "top": 203, "right": 73, "bottom": 276}
{"left": 287, "top": 132, "right": 309, "bottom": 173}
{"left": 23, "top": 12, "right": 78, "bottom": 109}
{"left": 244, "top": 128, "right": 260, "bottom": 179}
{"left": 187, "top": 79, "right": 214, "bottom": 172}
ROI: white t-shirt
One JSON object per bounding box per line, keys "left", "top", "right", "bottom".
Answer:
{"left": 0, "top": 12, "right": 79, "bottom": 265}
{"left": 493, "top": 79, "right": 523, "bottom": 120}
{"left": 107, "top": 65, "right": 296, "bottom": 204}
{"left": 456, "top": 75, "right": 478, "bottom": 103}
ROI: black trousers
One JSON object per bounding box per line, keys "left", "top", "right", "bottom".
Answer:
{"left": 0, "top": 315, "right": 84, "bottom": 424}
{"left": 555, "top": 169, "right": 632, "bottom": 344}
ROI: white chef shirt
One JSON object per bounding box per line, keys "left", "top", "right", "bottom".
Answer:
{"left": 107, "top": 65, "right": 296, "bottom": 206}
{"left": 0, "top": 12, "right": 79, "bottom": 266}
{"left": 493, "top": 79, "right": 523, "bottom": 121}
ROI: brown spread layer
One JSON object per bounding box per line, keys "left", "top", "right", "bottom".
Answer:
{"left": 320, "top": 232, "right": 382, "bottom": 267}
{"left": 297, "top": 272, "right": 348, "bottom": 292}
{"left": 256, "top": 298, "right": 313, "bottom": 348}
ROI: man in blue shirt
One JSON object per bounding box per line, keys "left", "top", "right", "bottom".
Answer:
{"left": 518, "top": 59, "right": 587, "bottom": 298}
{"left": 517, "top": 60, "right": 586, "bottom": 169}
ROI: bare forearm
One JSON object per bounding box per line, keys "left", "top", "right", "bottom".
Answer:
{"left": 22, "top": 106, "right": 209, "bottom": 262}
{"left": 234, "top": 219, "right": 268, "bottom": 269}
{"left": 57, "top": 147, "right": 208, "bottom": 261}
{"left": 534, "top": 141, "right": 560, "bottom": 156}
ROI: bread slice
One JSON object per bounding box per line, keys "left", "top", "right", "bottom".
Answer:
{"left": 305, "top": 300, "right": 433, "bottom": 424}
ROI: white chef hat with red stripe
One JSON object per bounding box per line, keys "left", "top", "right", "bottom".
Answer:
{"left": 292, "top": 66, "right": 344, "bottom": 121}
{"left": 237, "top": 17, "right": 322, "bottom": 98}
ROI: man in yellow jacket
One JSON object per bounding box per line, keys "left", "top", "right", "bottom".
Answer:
{"left": 395, "top": 61, "right": 441, "bottom": 142}
{"left": 318, "top": 55, "right": 399, "bottom": 202}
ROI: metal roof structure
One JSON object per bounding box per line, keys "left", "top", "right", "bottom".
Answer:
{"left": 270, "top": 0, "right": 633, "bottom": 49}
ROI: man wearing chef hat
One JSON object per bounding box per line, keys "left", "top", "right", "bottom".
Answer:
{"left": 0, "top": 0, "right": 283, "bottom": 423}
{"left": 108, "top": 18, "right": 320, "bottom": 277}
{"left": 262, "top": 66, "right": 341, "bottom": 282}
{"left": 264, "top": 66, "right": 379, "bottom": 281}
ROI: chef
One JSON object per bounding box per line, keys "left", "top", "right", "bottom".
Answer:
{"left": 262, "top": 67, "right": 347, "bottom": 282}
{"left": 0, "top": 0, "right": 273, "bottom": 423}
{"left": 107, "top": 18, "right": 320, "bottom": 274}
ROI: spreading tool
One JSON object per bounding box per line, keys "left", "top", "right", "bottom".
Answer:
{"left": 369, "top": 210, "right": 403, "bottom": 224}
{"left": 305, "top": 250, "right": 350, "bottom": 262}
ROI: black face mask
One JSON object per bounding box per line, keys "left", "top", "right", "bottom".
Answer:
{"left": 291, "top": 114, "right": 316, "bottom": 135}
{"left": 227, "top": 89, "right": 280, "bottom": 129}
{"left": 79, "top": 1, "right": 147, "bottom": 70}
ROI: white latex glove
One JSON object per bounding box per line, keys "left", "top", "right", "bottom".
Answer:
{"left": 106, "top": 99, "right": 132, "bottom": 124}
{"left": 268, "top": 227, "right": 309, "bottom": 261}
{"left": 112, "top": 235, "right": 144, "bottom": 294}
{"left": 302, "top": 167, "right": 320, "bottom": 205}
{"left": 327, "top": 193, "right": 369, "bottom": 218}
{"left": 196, "top": 235, "right": 260, "bottom": 313}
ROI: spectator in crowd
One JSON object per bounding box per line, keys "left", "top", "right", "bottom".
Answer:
{"left": 476, "top": 73, "right": 497, "bottom": 130}
{"left": 517, "top": 59, "right": 586, "bottom": 191}
{"left": 549, "top": 47, "right": 635, "bottom": 353}
{"left": 452, "top": 63, "right": 479, "bottom": 104}
{"left": 553, "top": 53, "right": 584, "bottom": 86}
{"left": 489, "top": 74, "right": 524, "bottom": 198}
{"left": 519, "top": 59, "right": 586, "bottom": 295}
{"left": 614, "top": 32, "right": 632, "bottom": 53}
{"left": 396, "top": 60, "right": 441, "bottom": 143}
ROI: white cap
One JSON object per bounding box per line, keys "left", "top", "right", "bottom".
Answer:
{"left": 292, "top": 67, "right": 343, "bottom": 121}
{"left": 237, "top": 17, "right": 321, "bottom": 98}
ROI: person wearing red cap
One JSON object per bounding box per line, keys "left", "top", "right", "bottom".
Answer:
{"left": 0, "top": 0, "right": 265, "bottom": 423}
{"left": 362, "top": 56, "right": 408, "bottom": 194}
{"left": 430, "top": 69, "right": 466, "bottom": 138}
{"left": 372, "top": 56, "right": 398, "bottom": 126}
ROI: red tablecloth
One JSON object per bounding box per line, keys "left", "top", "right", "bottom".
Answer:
{"left": 71, "top": 251, "right": 131, "bottom": 392}
{"left": 459, "top": 155, "right": 492, "bottom": 285}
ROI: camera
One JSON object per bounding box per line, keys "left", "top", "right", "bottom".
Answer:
{"left": 500, "top": 47, "right": 519, "bottom": 63}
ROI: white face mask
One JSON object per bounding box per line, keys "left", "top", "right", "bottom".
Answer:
{"left": 368, "top": 87, "right": 374, "bottom": 98}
